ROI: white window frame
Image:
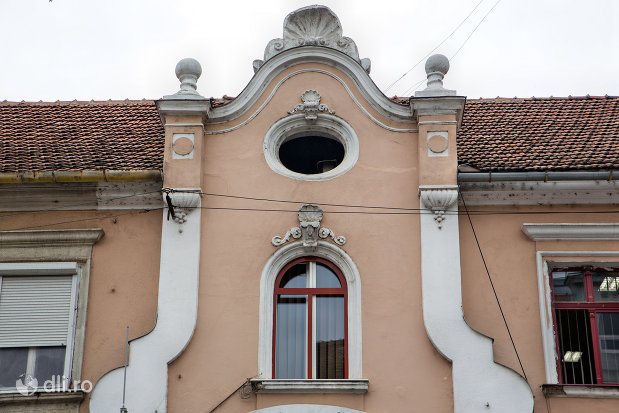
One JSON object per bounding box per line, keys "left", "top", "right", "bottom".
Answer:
{"left": 0, "top": 262, "right": 80, "bottom": 392}
{"left": 257, "top": 240, "right": 365, "bottom": 392}
{"left": 0, "top": 228, "right": 103, "bottom": 398}
{"left": 535, "top": 250, "right": 619, "bottom": 384}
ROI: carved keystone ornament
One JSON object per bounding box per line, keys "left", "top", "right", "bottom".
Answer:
{"left": 272, "top": 204, "right": 346, "bottom": 248}
{"left": 288, "top": 90, "right": 335, "bottom": 120}
{"left": 419, "top": 186, "right": 459, "bottom": 229}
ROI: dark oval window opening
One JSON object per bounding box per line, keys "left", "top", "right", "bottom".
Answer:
{"left": 279, "top": 135, "right": 345, "bottom": 175}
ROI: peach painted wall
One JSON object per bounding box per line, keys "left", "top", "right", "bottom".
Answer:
{"left": 164, "top": 63, "right": 454, "bottom": 413}
{"left": 0, "top": 208, "right": 162, "bottom": 413}
{"left": 459, "top": 204, "right": 619, "bottom": 412}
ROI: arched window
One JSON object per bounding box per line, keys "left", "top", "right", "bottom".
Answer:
{"left": 258, "top": 241, "right": 362, "bottom": 382}
{"left": 273, "top": 257, "right": 347, "bottom": 379}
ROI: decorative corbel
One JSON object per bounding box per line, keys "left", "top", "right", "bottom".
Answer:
{"left": 162, "top": 189, "right": 201, "bottom": 225}
{"left": 419, "top": 186, "right": 459, "bottom": 229}
{"left": 288, "top": 90, "right": 335, "bottom": 120}
{"left": 272, "top": 204, "right": 346, "bottom": 248}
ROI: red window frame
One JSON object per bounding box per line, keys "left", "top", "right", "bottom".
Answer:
{"left": 272, "top": 256, "right": 348, "bottom": 379}
{"left": 550, "top": 267, "right": 619, "bottom": 385}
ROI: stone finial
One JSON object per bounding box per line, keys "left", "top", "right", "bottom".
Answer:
{"left": 415, "top": 54, "right": 456, "bottom": 97}
{"left": 425, "top": 54, "right": 449, "bottom": 89}
{"left": 253, "top": 5, "right": 371, "bottom": 74}
{"left": 174, "top": 58, "right": 203, "bottom": 96}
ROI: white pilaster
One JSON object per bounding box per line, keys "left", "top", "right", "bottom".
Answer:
{"left": 89, "top": 191, "right": 201, "bottom": 413}
{"left": 419, "top": 186, "right": 533, "bottom": 412}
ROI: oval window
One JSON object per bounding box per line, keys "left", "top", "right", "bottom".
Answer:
{"left": 263, "top": 114, "right": 359, "bottom": 181}
{"left": 279, "top": 135, "right": 345, "bottom": 175}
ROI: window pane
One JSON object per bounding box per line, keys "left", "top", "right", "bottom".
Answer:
{"left": 315, "top": 296, "right": 345, "bottom": 379}
{"left": 555, "top": 309, "right": 595, "bottom": 384}
{"left": 597, "top": 313, "right": 619, "bottom": 383}
{"left": 316, "top": 264, "right": 341, "bottom": 288}
{"left": 34, "top": 346, "right": 66, "bottom": 384}
{"left": 552, "top": 271, "right": 585, "bottom": 302}
{"left": 593, "top": 272, "right": 619, "bottom": 302}
{"left": 0, "top": 347, "right": 28, "bottom": 387}
{"left": 275, "top": 295, "right": 307, "bottom": 379}
{"left": 280, "top": 264, "right": 307, "bottom": 288}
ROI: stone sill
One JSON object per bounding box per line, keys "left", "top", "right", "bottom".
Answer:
{"left": 542, "top": 384, "right": 619, "bottom": 399}
{"left": 251, "top": 379, "right": 369, "bottom": 394}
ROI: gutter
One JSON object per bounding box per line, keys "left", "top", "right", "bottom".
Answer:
{"left": 0, "top": 170, "right": 162, "bottom": 184}
{"left": 458, "top": 170, "right": 617, "bottom": 183}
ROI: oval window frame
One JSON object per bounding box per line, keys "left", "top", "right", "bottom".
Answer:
{"left": 263, "top": 113, "right": 359, "bottom": 181}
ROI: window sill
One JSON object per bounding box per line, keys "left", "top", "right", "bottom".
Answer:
{"left": 542, "top": 384, "right": 619, "bottom": 399}
{"left": 251, "top": 379, "right": 369, "bottom": 394}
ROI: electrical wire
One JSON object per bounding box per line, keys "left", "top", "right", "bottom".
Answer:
{"left": 384, "top": 0, "right": 485, "bottom": 94}
{"left": 408, "top": 0, "right": 504, "bottom": 95}
{"left": 2, "top": 187, "right": 619, "bottom": 226}
{"left": 195, "top": 206, "right": 619, "bottom": 216}
{"left": 1, "top": 208, "right": 162, "bottom": 232}
{"left": 459, "top": 189, "right": 529, "bottom": 383}
{"left": 449, "top": 0, "right": 503, "bottom": 62}
{"left": 0, "top": 189, "right": 162, "bottom": 221}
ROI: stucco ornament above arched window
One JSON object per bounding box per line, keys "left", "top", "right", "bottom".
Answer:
{"left": 259, "top": 205, "right": 362, "bottom": 381}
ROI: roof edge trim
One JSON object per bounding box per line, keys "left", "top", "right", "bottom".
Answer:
{"left": 208, "top": 46, "right": 413, "bottom": 124}
{"left": 0, "top": 170, "right": 163, "bottom": 184}
{"left": 458, "top": 170, "right": 619, "bottom": 183}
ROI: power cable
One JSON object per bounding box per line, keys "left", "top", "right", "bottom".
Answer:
{"left": 384, "top": 0, "right": 485, "bottom": 94}
{"left": 0, "top": 189, "right": 162, "bottom": 221}
{"left": 408, "top": 0, "right": 504, "bottom": 95}
{"left": 1, "top": 208, "right": 161, "bottom": 231}
{"left": 449, "top": 0, "right": 503, "bottom": 62}
{"left": 458, "top": 189, "right": 529, "bottom": 383}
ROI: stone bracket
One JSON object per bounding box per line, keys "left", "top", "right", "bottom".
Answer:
{"left": 419, "top": 185, "right": 459, "bottom": 229}
{"left": 162, "top": 188, "right": 202, "bottom": 225}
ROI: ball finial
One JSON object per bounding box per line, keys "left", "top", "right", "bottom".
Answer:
{"left": 174, "top": 58, "right": 202, "bottom": 95}
{"left": 425, "top": 54, "right": 449, "bottom": 76}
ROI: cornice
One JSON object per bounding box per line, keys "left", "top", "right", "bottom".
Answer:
{"left": 208, "top": 46, "right": 414, "bottom": 125}
{"left": 522, "top": 223, "right": 619, "bottom": 241}
{"left": 0, "top": 229, "right": 104, "bottom": 247}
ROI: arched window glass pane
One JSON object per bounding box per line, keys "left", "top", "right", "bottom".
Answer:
{"left": 315, "top": 263, "right": 341, "bottom": 288}
{"left": 315, "top": 296, "right": 345, "bottom": 379}
{"left": 280, "top": 264, "right": 307, "bottom": 288}
{"left": 275, "top": 295, "right": 307, "bottom": 379}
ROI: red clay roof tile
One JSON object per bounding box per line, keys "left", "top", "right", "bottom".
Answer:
{"left": 1, "top": 96, "right": 617, "bottom": 174}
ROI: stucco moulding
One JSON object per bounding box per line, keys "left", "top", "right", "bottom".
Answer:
{"left": 521, "top": 223, "right": 619, "bottom": 241}
{"left": 272, "top": 204, "right": 346, "bottom": 248}
{"left": 0, "top": 229, "right": 104, "bottom": 247}
{"left": 288, "top": 90, "right": 335, "bottom": 120}
{"left": 163, "top": 189, "right": 201, "bottom": 225}
{"left": 419, "top": 186, "right": 459, "bottom": 229}
{"left": 253, "top": 5, "right": 371, "bottom": 74}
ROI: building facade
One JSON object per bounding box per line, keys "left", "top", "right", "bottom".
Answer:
{"left": 0, "top": 5, "right": 618, "bottom": 413}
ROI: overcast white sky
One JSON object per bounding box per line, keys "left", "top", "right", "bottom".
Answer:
{"left": 1, "top": 0, "right": 617, "bottom": 102}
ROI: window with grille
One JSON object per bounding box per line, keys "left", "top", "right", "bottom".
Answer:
{"left": 551, "top": 268, "right": 619, "bottom": 385}
{"left": 273, "top": 257, "right": 347, "bottom": 379}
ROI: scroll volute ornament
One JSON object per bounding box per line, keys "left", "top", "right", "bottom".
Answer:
{"left": 272, "top": 204, "right": 346, "bottom": 248}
